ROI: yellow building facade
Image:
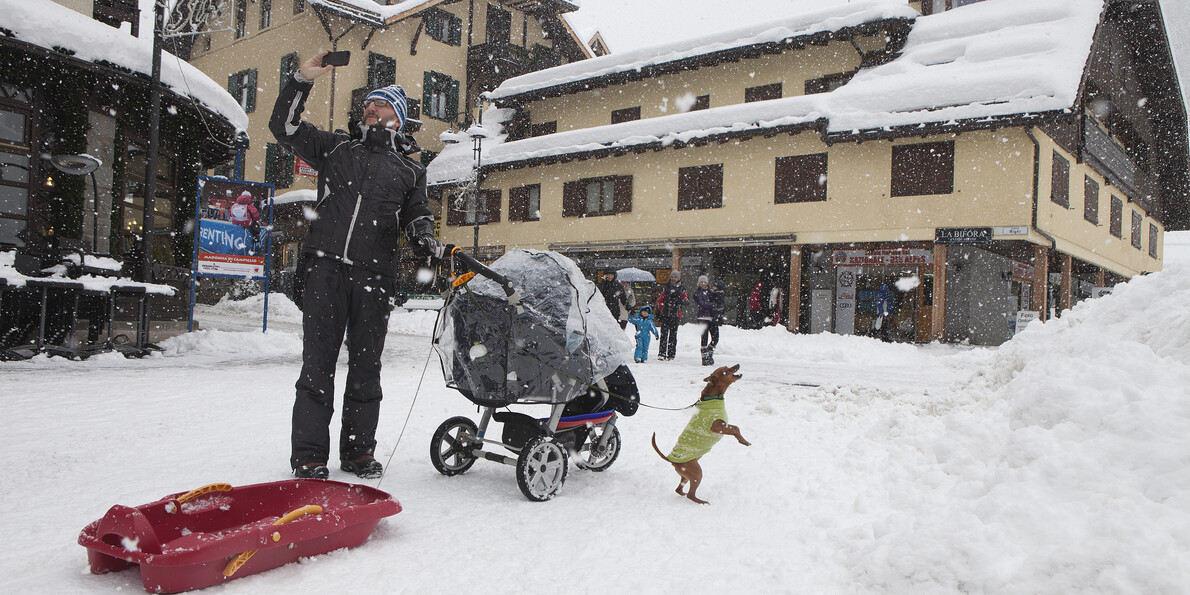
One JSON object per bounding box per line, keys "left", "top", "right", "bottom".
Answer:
{"left": 431, "top": 0, "right": 1185, "bottom": 345}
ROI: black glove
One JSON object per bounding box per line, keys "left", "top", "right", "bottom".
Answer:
{"left": 415, "top": 234, "right": 447, "bottom": 260}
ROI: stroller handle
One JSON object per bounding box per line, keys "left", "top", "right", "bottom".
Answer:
{"left": 448, "top": 247, "right": 521, "bottom": 306}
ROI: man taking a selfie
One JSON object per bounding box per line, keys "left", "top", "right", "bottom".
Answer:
{"left": 270, "top": 49, "right": 445, "bottom": 480}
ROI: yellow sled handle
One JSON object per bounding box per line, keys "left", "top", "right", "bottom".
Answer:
{"left": 223, "top": 505, "right": 324, "bottom": 578}
{"left": 168, "top": 483, "right": 233, "bottom": 512}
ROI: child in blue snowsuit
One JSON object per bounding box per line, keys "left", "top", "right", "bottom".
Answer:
{"left": 628, "top": 305, "right": 660, "bottom": 363}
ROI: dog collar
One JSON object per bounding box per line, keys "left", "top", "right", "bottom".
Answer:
{"left": 700, "top": 394, "right": 724, "bottom": 401}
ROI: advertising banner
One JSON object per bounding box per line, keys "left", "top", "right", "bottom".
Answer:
{"left": 194, "top": 178, "right": 273, "bottom": 279}
{"left": 835, "top": 267, "right": 860, "bottom": 335}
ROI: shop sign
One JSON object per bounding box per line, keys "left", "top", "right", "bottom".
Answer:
{"left": 595, "top": 257, "right": 671, "bottom": 268}
{"left": 994, "top": 226, "right": 1029, "bottom": 237}
{"left": 295, "top": 157, "right": 317, "bottom": 177}
{"left": 832, "top": 249, "right": 932, "bottom": 267}
{"left": 935, "top": 227, "right": 992, "bottom": 245}
{"left": 834, "top": 267, "right": 859, "bottom": 335}
{"left": 1014, "top": 310, "right": 1039, "bottom": 335}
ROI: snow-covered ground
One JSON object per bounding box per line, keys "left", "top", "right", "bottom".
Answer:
{"left": 3, "top": 234, "right": 1189, "bottom": 593}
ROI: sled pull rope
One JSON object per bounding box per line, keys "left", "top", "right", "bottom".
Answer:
{"left": 223, "top": 505, "right": 324, "bottom": 577}
{"left": 458, "top": 284, "right": 695, "bottom": 412}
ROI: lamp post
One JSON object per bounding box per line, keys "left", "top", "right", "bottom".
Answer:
{"left": 49, "top": 154, "right": 103, "bottom": 253}
{"left": 467, "top": 97, "right": 489, "bottom": 256}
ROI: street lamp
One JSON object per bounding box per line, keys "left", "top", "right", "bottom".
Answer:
{"left": 440, "top": 97, "right": 493, "bottom": 257}
{"left": 49, "top": 154, "right": 102, "bottom": 253}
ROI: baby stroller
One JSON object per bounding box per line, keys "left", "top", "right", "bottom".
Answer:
{"left": 428, "top": 249, "right": 640, "bottom": 501}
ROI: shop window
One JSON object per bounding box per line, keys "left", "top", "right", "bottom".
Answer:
{"left": 259, "top": 0, "right": 271, "bottom": 29}
{"left": 422, "top": 71, "right": 459, "bottom": 122}
{"left": 530, "top": 120, "right": 556, "bottom": 137}
{"left": 745, "top": 83, "right": 782, "bottom": 103}
{"left": 0, "top": 103, "right": 31, "bottom": 245}
{"left": 228, "top": 68, "right": 257, "bottom": 113}
{"left": 775, "top": 153, "right": 827, "bottom": 203}
{"left": 447, "top": 189, "right": 501, "bottom": 226}
{"left": 562, "top": 175, "right": 632, "bottom": 217}
{"left": 1131, "top": 211, "right": 1142, "bottom": 249}
{"left": 368, "top": 53, "right": 396, "bottom": 89}
{"left": 1109, "top": 196, "right": 1122, "bottom": 237}
{"left": 1083, "top": 175, "right": 1098, "bottom": 224}
{"left": 265, "top": 142, "right": 293, "bottom": 188}
{"left": 509, "top": 184, "right": 541, "bottom": 221}
{"left": 1149, "top": 223, "right": 1159, "bottom": 258}
{"left": 891, "top": 141, "right": 953, "bottom": 197}
{"left": 611, "top": 107, "right": 640, "bottom": 124}
{"left": 1050, "top": 151, "right": 1069, "bottom": 207}
{"left": 677, "top": 164, "right": 723, "bottom": 211}
{"left": 120, "top": 141, "right": 176, "bottom": 260}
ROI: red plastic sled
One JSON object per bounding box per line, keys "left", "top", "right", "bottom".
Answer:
{"left": 78, "top": 479, "right": 400, "bottom": 593}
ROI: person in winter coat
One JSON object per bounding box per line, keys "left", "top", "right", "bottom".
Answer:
{"left": 628, "top": 305, "right": 659, "bottom": 363}
{"left": 768, "top": 283, "right": 784, "bottom": 326}
{"left": 655, "top": 270, "right": 688, "bottom": 361}
{"left": 695, "top": 278, "right": 726, "bottom": 365}
{"left": 598, "top": 271, "right": 629, "bottom": 329}
{"left": 747, "top": 280, "right": 765, "bottom": 329}
{"left": 270, "top": 50, "right": 443, "bottom": 481}
{"left": 226, "top": 191, "right": 262, "bottom": 251}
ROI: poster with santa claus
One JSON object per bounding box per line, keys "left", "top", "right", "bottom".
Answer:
{"left": 194, "top": 177, "right": 273, "bottom": 278}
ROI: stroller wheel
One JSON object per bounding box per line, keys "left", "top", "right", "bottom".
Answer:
{"left": 516, "top": 435, "right": 568, "bottom": 502}
{"left": 430, "top": 416, "right": 479, "bottom": 476}
{"left": 579, "top": 425, "right": 621, "bottom": 472}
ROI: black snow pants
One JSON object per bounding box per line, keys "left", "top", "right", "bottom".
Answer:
{"left": 658, "top": 317, "right": 679, "bottom": 360}
{"left": 291, "top": 257, "right": 394, "bottom": 469}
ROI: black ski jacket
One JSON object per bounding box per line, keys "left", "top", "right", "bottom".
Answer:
{"left": 269, "top": 74, "right": 432, "bottom": 278}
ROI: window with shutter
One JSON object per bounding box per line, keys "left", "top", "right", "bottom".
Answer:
{"left": 280, "top": 53, "right": 298, "bottom": 86}
{"left": 744, "top": 83, "right": 782, "bottom": 103}
{"left": 1084, "top": 176, "right": 1098, "bottom": 224}
{"left": 890, "top": 141, "right": 953, "bottom": 197}
{"left": 1051, "top": 151, "right": 1069, "bottom": 207}
{"left": 562, "top": 176, "right": 631, "bottom": 217}
{"left": 1110, "top": 196, "right": 1123, "bottom": 237}
{"left": 1131, "top": 211, "right": 1142, "bottom": 249}
{"left": 228, "top": 69, "right": 257, "bottom": 113}
{"left": 368, "top": 53, "right": 396, "bottom": 89}
{"left": 510, "top": 185, "right": 541, "bottom": 222}
{"left": 611, "top": 107, "right": 640, "bottom": 124}
{"left": 677, "top": 164, "right": 723, "bottom": 210}
{"left": 775, "top": 153, "right": 827, "bottom": 203}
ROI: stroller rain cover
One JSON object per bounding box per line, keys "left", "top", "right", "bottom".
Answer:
{"left": 433, "top": 250, "right": 633, "bottom": 407}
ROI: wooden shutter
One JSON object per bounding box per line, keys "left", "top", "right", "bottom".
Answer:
{"left": 280, "top": 53, "right": 298, "bottom": 85}
{"left": 481, "top": 189, "right": 501, "bottom": 223}
{"left": 1051, "top": 151, "right": 1069, "bottom": 207}
{"left": 422, "top": 71, "right": 433, "bottom": 117}
{"left": 678, "top": 165, "right": 722, "bottom": 210}
{"left": 446, "top": 192, "right": 465, "bottom": 226}
{"left": 509, "top": 186, "right": 529, "bottom": 221}
{"left": 611, "top": 107, "right": 640, "bottom": 124}
{"left": 775, "top": 154, "right": 827, "bottom": 203}
{"left": 612, "top": 176, "right": 632, "bottom": 214}
{"left": 278, "top": 147, "right": 294, "bottom": 188}
{"left": 447, "top": 79, "right": 460, "bottom": 122}
{"left": 1110, "top": 196, "right": 1123, "bottom": 237}
{"left": 265, "top": 143, "right": 278, "bottom": 185}
{"left": 891, "top": 141, "right": 952, "bottom": 197}
{"left": 1084, "top": 175, "right": 1098, "bottom": 223}
{"left": 562, "top": 181, "right": 583, "bottom": 217}
{"left": 245, "top": 69, "right": 257, "bottom": 112}
{"left": 449, "top": 15, "right": 462, "bottom": 45}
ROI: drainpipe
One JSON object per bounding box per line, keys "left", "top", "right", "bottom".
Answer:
{"left": 1024, "top": 127, "right": 1058, "bottom": 250}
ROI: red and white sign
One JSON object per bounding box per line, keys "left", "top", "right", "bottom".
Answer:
{"left": 1011, "top": 259, "right": 1035, "bottom": 281}
{"left": 196, "top": 253, "right": 265, "bottom": 277}
{"left": 832, "top": 248, "right": 933, "bottom": 267}
{"left": 295, "top": 157, "right": 317, "bottom": 178}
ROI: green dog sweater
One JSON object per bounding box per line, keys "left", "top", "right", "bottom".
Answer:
{"left": 667, "top": 396, "right": 726, "bottom": 463}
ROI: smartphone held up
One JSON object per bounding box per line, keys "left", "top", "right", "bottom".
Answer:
{"left": 322, "top": 51, "right": 351, "bottom": 67}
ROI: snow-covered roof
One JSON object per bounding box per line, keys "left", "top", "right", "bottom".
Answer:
{"left": 429, "top": 0, "right": 1105, "bottom": 185}
{"left": 1, "top": 0, "right": 249, "bottom": 131}
{"left": 307, "top": 0, "right": 451, "bottom": 27}
{"left": 489, "top": 0, "right": 920, "bottom": 101}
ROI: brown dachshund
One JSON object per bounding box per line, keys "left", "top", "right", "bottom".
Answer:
{"left": 651, "top": 364, "right": 750, "bottom": 504}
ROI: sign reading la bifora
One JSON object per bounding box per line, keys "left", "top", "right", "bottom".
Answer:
{"left": 832, "top": 248, "right": 933, "bottom": 267}
{"left": 935, "top": 227, "right": 993, "bottom": 245}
